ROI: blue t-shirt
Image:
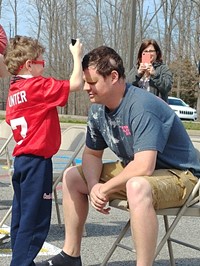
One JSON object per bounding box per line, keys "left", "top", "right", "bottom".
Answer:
{"left": 86, "top": 84, "right": 200, "bottom": 178}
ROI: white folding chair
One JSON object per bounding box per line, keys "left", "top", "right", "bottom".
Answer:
{"left": 0, "top": 120, "right": 13, "bottom": 241}
{"left": 0, "top": 120, "right": 13, "bottom": 169}
{"left": 100, "top": 142, "right": 200, "bottom": 266}
{"left": 52, "top": 125, "right": 87, "bottom": 225}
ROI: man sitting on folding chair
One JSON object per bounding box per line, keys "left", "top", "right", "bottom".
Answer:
{"left": 37, "top": 46, "right": 200, "bottom": 266}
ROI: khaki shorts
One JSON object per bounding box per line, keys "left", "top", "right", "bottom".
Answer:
{"left": 77, "top": 161, "right": 198, "bottom": 210}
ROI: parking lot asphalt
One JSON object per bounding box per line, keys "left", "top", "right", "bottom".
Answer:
{"left": 0, "top": 123, "right": 200, "bottom": 265}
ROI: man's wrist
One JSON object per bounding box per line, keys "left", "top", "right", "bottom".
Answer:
{"left": 99, "top": 183, "right": 110, "bottom": 199}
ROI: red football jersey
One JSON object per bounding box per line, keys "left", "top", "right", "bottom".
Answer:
{"left": 6, "top": 76, "right": 70, "bottom": 158}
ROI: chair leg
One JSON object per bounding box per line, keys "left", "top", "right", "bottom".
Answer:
{"left": 100, "top": 220, "right": 130, "bottom": 266}
{"left": 82, "top": 224, "right": 87, "bottom": 237}
{"left": 155, "top": 206, "right": 188, "bottom": 263}
{"left": 0, "top": 206, "right": 12, "bottom": 228}
{"left": 53, "top": 189, "right": 62, "bottom": 225}
{"left": 163, "top": 215, "right": 176, "bottom": 266}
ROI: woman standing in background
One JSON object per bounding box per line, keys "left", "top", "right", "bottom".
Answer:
{"left": 127, "top": 39, "right": 173, "bottom": 102}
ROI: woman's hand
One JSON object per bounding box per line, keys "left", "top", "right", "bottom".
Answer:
{"left": 139, "top": 63, "right": 155, "bottom": 77}
{"left": 138, "top": 63, "right": 147, "bottom": 76}
{"left": 148, "top": 64, "right": 156, "bottom": 76}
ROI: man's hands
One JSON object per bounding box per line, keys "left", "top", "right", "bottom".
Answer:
{"left": 89, "top": 183, "right": 111, "bottom": 214}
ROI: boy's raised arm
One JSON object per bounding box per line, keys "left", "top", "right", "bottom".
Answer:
{"left": 69, "top": 38, "right": 83, "bottom": 91}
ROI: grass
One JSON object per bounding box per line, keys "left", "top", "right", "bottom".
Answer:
{"left": 59, "top": 115, "right": 87, "bottom": 124}
{"left": 0, "top": 115, "right": 5, "bottom": 120}
{"left": 0, "top": 114, "right": 87, "bottom": 124}
{"left": 1, "top": 114, "right": 200, "bottom": 130}
{"left": 182, "top": 121, "right": 200, "bottom": 130}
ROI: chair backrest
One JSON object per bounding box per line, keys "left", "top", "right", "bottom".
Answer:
{"left": 60, "top": 125, "right": 86, "bottom": 151}
{"left": 0, "top": 120, "right": 12, "bottom": 139}
{"left": 52, "top": 125, "right": 86, "bottom": 189}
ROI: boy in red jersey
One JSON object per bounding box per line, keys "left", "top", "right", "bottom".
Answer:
{"left": 4, "top": 35, "right": 83, "bottom": 266}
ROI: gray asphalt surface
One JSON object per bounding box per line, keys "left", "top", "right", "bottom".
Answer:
{"left": 0, "top": 122, "right": 200, "bottom": 265}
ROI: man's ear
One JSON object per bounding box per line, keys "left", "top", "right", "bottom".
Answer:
{"left": 111, "top": 70, "right": 119, "bottom": 83}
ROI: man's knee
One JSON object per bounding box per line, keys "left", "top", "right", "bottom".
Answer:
{"left": 62, "top": 165, "right": 88, "bottom": 193}
{"left": 62, "top": 166, "right": 82, "bottom": 186}
{"left": 63, "top": 165, "right": 76, "bottom": 180}
{"left": 126, "top": 177, "right": 152, "bottom": 206}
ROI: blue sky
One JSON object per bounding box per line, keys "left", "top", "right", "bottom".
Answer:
{"left": 1, "top": 1, "right": 31, "bottom": 37}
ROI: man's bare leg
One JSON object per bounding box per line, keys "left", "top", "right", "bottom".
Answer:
{"left": 126, "top": 177, "right": 158, "bottom": 266}
{"left": 62, "top": 166, "right": 89, "bottom": 256}
{"left": 36, "top": 166, "right": 88, "bottom": 266}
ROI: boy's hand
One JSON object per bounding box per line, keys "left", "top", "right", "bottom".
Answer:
{"left": 69, "top": 38, "right": 83, "bottom": 91}
{"left": 69, "top": 38, "right": 82, "bottom": 58}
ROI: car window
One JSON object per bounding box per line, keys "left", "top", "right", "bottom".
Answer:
{"left": 168, "top": 98, "right": 187, "bottom": 106}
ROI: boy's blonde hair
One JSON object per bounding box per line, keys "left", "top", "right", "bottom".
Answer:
{"left": 4, "top": 35, "right": 45, "bottom": 75}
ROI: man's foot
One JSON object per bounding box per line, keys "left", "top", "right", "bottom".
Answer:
{"left": 35, "top": 251, "right": 82, "bottom": 266}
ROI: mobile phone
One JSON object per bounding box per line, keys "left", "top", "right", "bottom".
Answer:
{"left": 141, "top": 53, "right": 151, "bottom": 64}
{"left": 71, "top": 38, "right": 77, "bottom": 46}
